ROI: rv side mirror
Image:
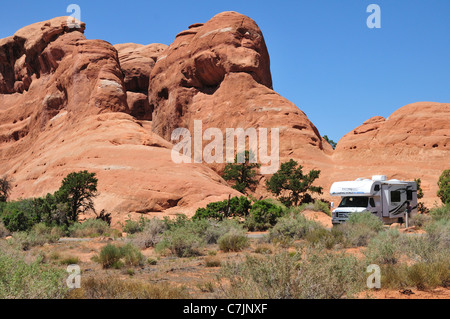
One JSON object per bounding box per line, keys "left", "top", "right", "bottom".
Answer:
{"left": 330, "top": 202, "right": 334, "bottom": 208}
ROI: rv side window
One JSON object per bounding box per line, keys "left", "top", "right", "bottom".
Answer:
{"left": 391, "top": 191, "right": 401, "bottom": 202}
{"left": 407, "top": 190, "right": 413, "bottom": 201}
{"left": 370, "top": 198, "right": 375, "bottom": 207}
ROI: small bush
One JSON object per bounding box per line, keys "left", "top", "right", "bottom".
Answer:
{"left": 155, "top": 227, "right": 205, "bottom": 258}
{"left": 128, "top": 218, "right": 167, "bottom": 249}
{"left": 123, "top": 215, "right": 150, "bottom": 234}
{"left": 305, "top": 228, "right": 336, "bottom": 249}
{"left": 205, "top": 256, "right": 222, "bottom": 267}
{"left": 364, "top": 229, "right": 404, "bottom": 265}
{"left": 254, "top": 243, "right": 273, "bottom": 255}
{"left": 147, "top": 258, "right": 157, "bottom": 265}
{"left": 424, "top": 218, "right": 450, "bottom": 251}
{"left": 218, "top": 229, "right": 249, "bottom": 252}
{"left": 268, "top": 213, "right": 323, "bottom": 244}
{"left": 60, "top": 256, "right": 80, "bottom": 265}
{"left": 245, "top": 199, "right": 285, "bottom": 231}
{"left": 429, "top": 204, "right": 450, "bottom": 222}
{"left": 347, "top": 211, "right": 384, "bottom": 232}
{"left": 200, "top": 219, "right": 244, "bottom": 245}
{"left": 95, "top": 244, "right": 123, "bottom": 269}
{"left": 68, "top": 219, "right": 111, "bottom": 238}
{"left": 94, "top": 243, "right": 144, "bottom": 269}
{"left": 410, "top": 213, "right": 431, "bottom": 228}
{"left": 332, "top": 223, "right": 377, "bottom": 248}
{"left": 120, "top": 243, "right": 145, "bottom": 267}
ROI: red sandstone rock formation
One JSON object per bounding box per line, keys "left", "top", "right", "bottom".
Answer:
{"left": 0, "top": 16, "right": 240, "bottom": 223}
{"left": 0, "top": 13, "right": 448, "bottom": 222}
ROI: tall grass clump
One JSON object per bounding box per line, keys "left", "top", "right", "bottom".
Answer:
{"left": 68, "top": 219, "right": 111, "bottom": 238}
{"left": 218, "top": 247, "right": 365, "bottom": 299}
{"left": 268, "top": 213, "right": 323, "bottom": 244}
{"left": 218, "top": 228, "right": 249, "bottom": 252}
{"left": 94, "top": 243, "right": 144, "bottom": 269}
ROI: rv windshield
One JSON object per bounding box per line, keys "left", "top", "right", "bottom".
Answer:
{"left": 338, "top": 197, "right": 369, "bottom": 208}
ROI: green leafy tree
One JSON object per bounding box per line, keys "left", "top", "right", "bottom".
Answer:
{"left": 55, "top": 171, "right": 98, "bottom": 223}
{"left": 222, "top": 151, "right": 261, "bottom": 194}
{"left": 437, "top": 169, "right": 450, "bottom": 205}
{"left": 266, "top": 159, "right": 323, "bottom": 207}
{"left": 322, "top": 135, "right": 337, "bottom": 150}
{"left": 414, "top": 178, "right": 429, "bottom": 214}
{"left": 193, "top": 196, "right": 252, "bottom": 221}
{"left": 0, "top": 175, "right": 12, "bottom": 202}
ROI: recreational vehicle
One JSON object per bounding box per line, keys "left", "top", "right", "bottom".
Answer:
{"left": 330, "top": 175, "right": 417, "bottom": 225}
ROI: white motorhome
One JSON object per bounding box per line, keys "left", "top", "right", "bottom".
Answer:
{"left": 330, "top": 175, "right": 418, "bottom": 225}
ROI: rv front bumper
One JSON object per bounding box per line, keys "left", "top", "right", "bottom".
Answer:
{"left": 332, "top": 212, "right": 352, "bottom": 225}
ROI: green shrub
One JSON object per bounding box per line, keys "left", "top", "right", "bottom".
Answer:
{"left": 268, "top": 213, "right": 323, "bottom": 244}
{"left": 218, "top": 229, "right": 249, "bottom": 252}
{"left": 95, "top": 244, "right": 124, "bottom": 269}
{"left": 155, "top": 226, "right": 205, "bottom": 258}
{"left": 11, "top": 223, "right": 63, "bottom": 251}
{"left": 128, "top": 217, "right": 167, "bottom": 249}
{"left": 120, "top": 243, "right": 145, "bottom": 267}
{"left": 0, "top": 246, "right": 68, "bottom": 298}
{"left": 347, "top": 211, "right": 384, "bottom": 232}
{"left": 410, "top": 213, "right": 431, "bottom": 228}
{"left": 68, "top": 219, "right": 111, "bottom": 238}
{"left": 429, "top": 204, "right": 450, "bottom": 222}
{"left": 192, "top": 196, "right": 252, "bottom": 221}
{"left": 1, "top": 199, "right": 37, "bottom": 232}
{"left": 60, "top": 256, "right": 80, "bottom": 265}
{"left": 245, "top": 199, "right": 285, "bottom": 231}
{"left": 364, "top": 229, "right": 404, "bottom": 265}
{"left": 437, "top": 169, "right": 450, "bottom": 204}
{"left": 147, "top": 258, "right": 157, "bottom": 265}
{"left": 254, "top": 244, "right": 273, "bottom": 255}
{"left": 305, "top": 227, "right": 336, "bottom": 249}
{"left": 425, "top": 218, "right": 450, "bottom": 249}
{"left": 332, "top": 223, "right": 377, "bottom": 248}
{"left": 200, "top": 219, "right": 245, "bottom": 245}
{"left": 94, "top": 243, "right": 145, "bottom": 269}
{"left": 122, "top": 215, "right": 150, "bottom": 234}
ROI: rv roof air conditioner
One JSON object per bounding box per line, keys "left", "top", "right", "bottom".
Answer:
{"left": 372, "top": 175, "right": 387, "bottom": 181}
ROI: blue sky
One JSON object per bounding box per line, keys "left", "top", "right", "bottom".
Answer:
{"left": 1, "top": 0, "right": 449, "bottom": 142}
